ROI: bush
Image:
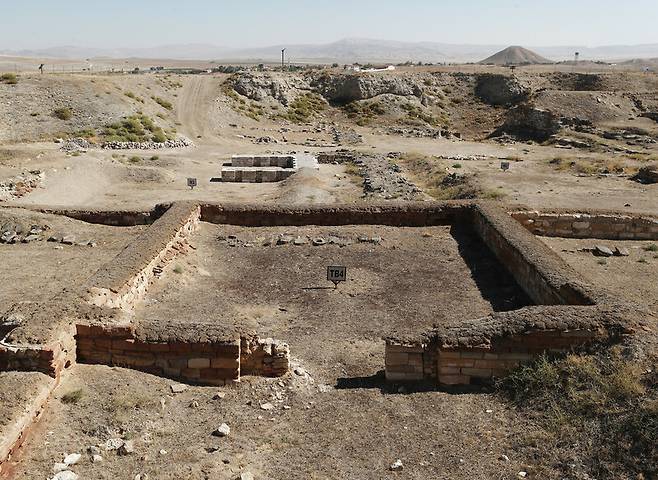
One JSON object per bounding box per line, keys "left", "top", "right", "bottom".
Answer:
{"left": 280, "top": 93, "right": 326, "bottom": 123}
{"left": 53, "top": 107, "right": 73, "bottom": 120}
{"left": 0, "top": 73, "right": 18, "bottom": 85}
{"left": 103, "top": 114, "right": 171, "bottom": 143}
{"left": 498, "top": 350, "right": 657, "bottom": 479}
{"left": 151, "top": 96, "right": 173, "bottom": 110}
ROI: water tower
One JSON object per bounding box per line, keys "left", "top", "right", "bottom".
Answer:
{"left": 574, "top": 52, "right": 580, "bottom": 63}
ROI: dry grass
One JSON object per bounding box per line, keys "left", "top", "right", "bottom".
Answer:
{"left": 499, "top": 348, "right": 657, "bottom": 479}
{"left": 61, "top": 389, "right": 84, "bottom": 404}
{"left": 549, "top": 156, "right": 637, "bottom": 175}
{"left": 399, "top": 152, "right": 503, "bottom": 200}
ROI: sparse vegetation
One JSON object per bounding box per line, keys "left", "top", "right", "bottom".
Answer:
{"left": 53, "top": 107, "right": 73, "bottom": 121}
{"left": 343, "top": 100, "right": 386, "bottom": 126}
{"left": 173, "top": 264, "right": 184, "bottom": 274}
{"left": 498, "top": 350, "right": 657, "bottom": 479}
{"left": 400, "top": 102, "right": 441, "bottom": 126}
{"left": 399, "top": 152, "right": 483, "bottom": 199}
{"left": 151, "top": 96, "right": 173, "bottom": 110}
{"left": 0, "top": 73, "right": 18, "bottom": 85}
{"left": 643, "top": 243, "right": 658, "bottom": 252}
{"left": 549, "top": 156, "right": 634, "bottom": 175}
{"left": 103, "top": 114, "right": 172, "bottom": 143}
{"left": 280, "top": 93, "right": 326, "bottom": 123}
{"left": 61, "top": 389, "right": 84, "bottom": 404}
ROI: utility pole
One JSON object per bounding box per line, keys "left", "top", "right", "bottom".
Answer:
{"left": 281, "top": 48, "right": 286, "bottom": 70}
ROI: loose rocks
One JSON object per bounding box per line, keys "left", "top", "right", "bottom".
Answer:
{"left": 390, "top": 459, "right": 404, "bottom": 471}
{"left": 213, "top": 423, "right": 231, "bottom": 437}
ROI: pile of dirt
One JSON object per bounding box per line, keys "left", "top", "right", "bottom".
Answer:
{"left": 479, "top": 46, "right": 553, "bottom": 65}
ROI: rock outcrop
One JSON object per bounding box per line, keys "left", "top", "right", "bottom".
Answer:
{"left": 310, "top": 73, "right": 423, "bottom": 103}
{"left": 492, "top": 104, "right": 560, "bottom": 141}
{"left": 229, "top": 72, "right": 310, "bottom": 106}
{"left": 475, "top": 74, "right": 530, "bottom": 106}
{"left": 632, "top": 164, "right": 658, "bottom": 184}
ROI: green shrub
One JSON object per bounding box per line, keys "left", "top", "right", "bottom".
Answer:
{"left": 0, "top": 73, "right": 18, "bottom": 85}
{"left": 643, "top": 243, "right": 658, "bottom": 252}
{"left": 151, "top": 96, "right": 173, "bottom": 110}
{"left": 103, "top": 114, "right": 171, "bottom": 143}
{"left": 53, "top": 107, "right": 73, "bottom": 120}
{"left": 280, "top": 93, "right": 326, "bottom": 123}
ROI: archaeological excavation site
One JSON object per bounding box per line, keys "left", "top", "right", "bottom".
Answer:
{"left": 1, "top": 7, "right": 658, "bottom": 478}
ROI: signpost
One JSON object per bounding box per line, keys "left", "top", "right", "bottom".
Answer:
{"left": 327, "top": 266, "right": 346, "bottom": 288}
{"left": 187, "top": 177, "right": 198, "bottom": 190}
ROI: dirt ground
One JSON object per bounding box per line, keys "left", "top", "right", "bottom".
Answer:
{"left": 13, "top": 363, "right": 530, "bottom": 480}
{"left": 136, "top": 223, "right": 530, "bottom": 372}
{"left": 0, "top": 208, "right": 145, "bottom": 307}
{"left": 540, "top": 237, "right": 658, "bottom": 312}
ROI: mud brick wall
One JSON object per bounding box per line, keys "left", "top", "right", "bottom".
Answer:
{"left": 86, "top": 202, "right": 200, "bottom": 310}
{"left": 76, "top": 326, "right": 290, "bottom": 385}
{"left": 387, "top": 328, "right": 601, "bottom": 385}
{"left": 200, "top": 202, "right": 465, "bottom": 227}
{"left": 470, "top": 203, "right": 595, "bottom": 305}
{"left": 384, "top": 344, "right": 425, "bottom": 381}
{"left": 511, "top": 210, "right": 658, "bottom": 240}
{"left": 240, "top": 337, "right": 290, "bottom": 377}
{"left": 0, "top": 374, "right": 56, "bottom": 475}
{"left": 0, "top": 327, "right": 76, "bottom": 378}
{"left": 76, "top": 325, "right": 241, "bottom": 386}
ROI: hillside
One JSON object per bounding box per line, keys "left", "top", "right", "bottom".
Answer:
{"left": 479, "top": 46, "right": 554, "bottom": 65}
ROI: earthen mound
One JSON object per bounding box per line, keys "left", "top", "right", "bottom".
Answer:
{"left": 479, "top": 46, "right": 553, "bottom": 65}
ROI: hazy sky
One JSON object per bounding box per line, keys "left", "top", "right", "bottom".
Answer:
{"left": 2, "top": 0, "right": 657, "bottom": 49}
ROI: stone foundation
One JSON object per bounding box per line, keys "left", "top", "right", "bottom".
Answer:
{"left": 75, "top": 324, "right": 289, "bottom": 385}
{"left": 511, "top": 210, "right": 658, "bottom": 240}
{"left": 85, "top": 202, "right": 200, "bottom": 310}
{"left": 386, "top": 327, "right": 602, "bottom": 385}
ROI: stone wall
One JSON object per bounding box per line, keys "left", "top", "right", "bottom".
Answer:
{"left": 386, "top": 326, "right": 604, "bottom": 385}
{"left": 511, "top": 210, "right": 658, "bottom": 240}
{"left": 200, "top": 202, "right": 464, "bottom": 227}
{"left": 470, "top": 203, "right": 598, "bottom": 305}
{"left": 230, "top": 155, "right": 294, "bottom": 168}
{"left": 240, "top": 336, "right": 290, "bottom": 377}
{"left": 85, "top": 202, "right": 200, "bottom": 310}
{"left": 0, "top": 325, "right": 76, "bottom": 379}
{"left": 221, "top": 167, "right": 295, "bottom": 183}
{"left": 76, "top": 324, "right": 290, "bottom": 386}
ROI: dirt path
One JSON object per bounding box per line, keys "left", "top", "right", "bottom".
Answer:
{"left": 176, "top": 76, "right": 223, "bottom": 142}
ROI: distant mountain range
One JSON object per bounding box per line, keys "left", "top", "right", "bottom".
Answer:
{"left": 3, "top": 38, "right": 658, "bottom": 63}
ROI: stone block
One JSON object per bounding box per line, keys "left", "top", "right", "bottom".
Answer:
{"left": 438, "top": 374, "right": 471, "bottom": 385}
{"left": 188, "top": 358, "right": 211, "bottom": 369}
{"left": 211, "top": 357, "right": 240, "bottom": 369}
{"left": 385, "top": 353, "right": 408, "bottom": 365}
{"left": 460, "top": 367, "right": 493, "bottom": 378}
